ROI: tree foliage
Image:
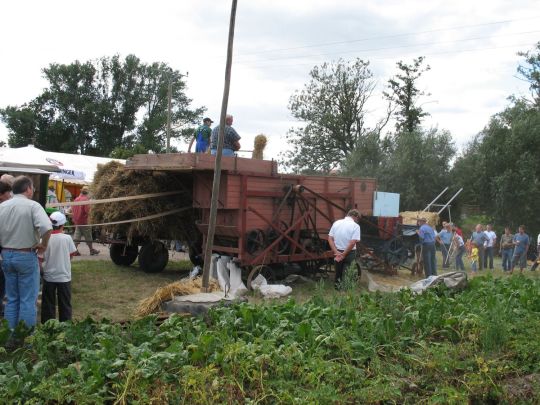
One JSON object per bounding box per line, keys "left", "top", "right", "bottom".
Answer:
{"left": 384, "top": 56, "right": 431, "bottom": 133}
{"left": 517, "top": 41, "right": 540, "bottom": 107}
{"left": 283, "top": 59, "right": 389, "bottom": 173}
{"left": 452, "top": 99, "right": 540, "bottom": 232}
{"left": 0, "top": 55, "right": 204, "bottom": 156}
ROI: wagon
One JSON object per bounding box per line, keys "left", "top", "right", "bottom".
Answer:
{"left": 110, "top": 153, "right": 415, "bottom": 280}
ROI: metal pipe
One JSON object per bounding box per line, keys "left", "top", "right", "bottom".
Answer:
{"left": 423, "top": 187, "right": 449, "bottom": 212}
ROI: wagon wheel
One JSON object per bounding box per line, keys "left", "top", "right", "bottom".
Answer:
{"left": 266, "top": 221, "right": 290, "bottom": 255}
{"left": 110, "top": 243, "right": 138, "bottom": 266}
{"left": 247, "top": 265, "right": 275, "bottom": 291}
{"left": 384, "top": 237, "right": 407, "bottom": 267}
{"left": 139, "top": 240, "right": 169, "bottom": 273}
{"left": 246, "top": 229, "right": 266, "bottom": 255}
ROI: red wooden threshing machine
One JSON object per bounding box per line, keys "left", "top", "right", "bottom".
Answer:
{"left": 114, "top": 153, "right": 414, "bottom": 280}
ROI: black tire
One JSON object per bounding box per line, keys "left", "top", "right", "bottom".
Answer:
{"left": 139, "top": 241, "right": 169, "bottom": 273}
{"left": 110, "top": 244, "right": 139, "bottom": 266}
{"left": 188, "top": 243, "right": 203, "bottom": 266}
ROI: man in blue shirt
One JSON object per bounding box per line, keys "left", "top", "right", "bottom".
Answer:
{"left": 511, "top": 225, "right": 530, "bottom": 274}
{"left": 437, "top": 222, "right": 453, "bottom": 268}
{"left": 417, "top": 218, "right": 437, "bottom": 277}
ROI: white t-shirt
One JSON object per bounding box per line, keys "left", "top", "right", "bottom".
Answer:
{"left": 484, "top": 230, "right": 497, "bottom": 247}
{"left": 329, "top": 216, "right": 361, "bottom": 251}
{"left": 455, "top": 234, "right": 464, "bottom": 247}
{"left": 43, "top": 232, "right": 77, "bottom": 283}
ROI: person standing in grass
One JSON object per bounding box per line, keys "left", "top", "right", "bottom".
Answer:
{"left": 71, "top": 186, "right": 99, "bottom": 256}
{"left": 436, "top": 222, "right": 453, "bottom": 269}
{"left": 328, "top": 209, "right": 361, "bottom": 289}
{"left": 417, "top": 218, "right": 437, "bottom": 277}
{"left": 453, "top": 225, "right": 466, "bottom": 271}
{"left": 510, "top": 225, "right": 530, "bottom": 274}
{"left": 499, "top": 227, "right": 514, "bottom": 272}
{"left": 0, "top": 176, "right": 52, "bottom": 330}
{"left": 41, "top": 211, "right": 77, "bottom": 323}
{"left": 483, "top": 224, "right": 497, "bottom": 270}
{"left": 469, "top": 242, "right": 479, "bottom": 274}
{"left": 471, "top": 224, "right": 488, "bottom": 271}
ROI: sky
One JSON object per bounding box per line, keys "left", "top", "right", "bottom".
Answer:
{"left": 0, "top": 0, "right": 539, "bottom": 160}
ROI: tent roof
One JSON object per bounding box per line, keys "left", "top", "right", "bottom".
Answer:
{"left": 0, "top": 145, "right": 125, "bottom": 183}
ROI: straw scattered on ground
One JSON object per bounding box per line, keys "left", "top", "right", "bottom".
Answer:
{"left": 135, "top": 277, "right": 220, "bottom": 318}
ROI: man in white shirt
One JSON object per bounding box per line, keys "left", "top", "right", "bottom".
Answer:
{"left": 531, "top": 233, "right": 540, "bottom": 271}
{"left": 0, "top": 176, "right": 52, "bottom": 330}
{"left": 484, "top": 224, "right": 497, "bottom": 270}
{"left": 328, "top": 209, "right": 361, "bottom": 288}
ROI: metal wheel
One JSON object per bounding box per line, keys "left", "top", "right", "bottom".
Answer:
{"left": 246, "top": 229, "right": 266, "bottom": 255}
{"left": 266, "top": 221, "right": 290, "bottom": 255}
{"left": 110, "top": 243, "right": 138, "bottom": 266}
{"left": 247, "top": 265, "right": 275, "bottom": 290}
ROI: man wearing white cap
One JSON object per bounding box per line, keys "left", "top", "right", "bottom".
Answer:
{"left": 42, "top": 211, "right": 77, "bottom": 322}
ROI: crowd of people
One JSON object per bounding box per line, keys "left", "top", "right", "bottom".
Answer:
{"left": 417, "top": 220, "right": 536, "bottom": 277}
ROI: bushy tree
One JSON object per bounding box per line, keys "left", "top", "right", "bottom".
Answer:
{"left": 283, "top": 58, "right": 390, "bottom": 173}
{"left": 0, "top": 55, "right": 204, "bottom": 156}
{"left": 384, "top": 56, "right": 431, "bottom": 133}
{"left": 378, "top": 128, "right": 456, "bottom": 210}
{"left": 517, "top": 41, "right": 540, "bottom": 107}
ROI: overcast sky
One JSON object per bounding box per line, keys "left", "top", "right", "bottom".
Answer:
{"left": 1, "top": 0, "right": 538, "bottom": 159}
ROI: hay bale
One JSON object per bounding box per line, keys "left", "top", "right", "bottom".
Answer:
{"left": 90, "top": 161, "right": 197, "bottom": 242}
{"left": 252, "top": 134, "right": 267, "bottom": 159}
{"left": 135, "top": 277, "right": 220, "bottom": 318}
{"left": 400, "top": 211, "right": 439, "bottom": 228}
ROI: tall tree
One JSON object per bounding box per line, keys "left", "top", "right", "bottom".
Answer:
{"left": 384, "top": 56, "right": 431, "bottom": 133}
{"left": 517, "top": 41, "right": 540, "bottom": 107}
{"left": 283, "top": 58, "right": 390, "bottom": 173}
{"left": 378, "top": 129, "right": 456, "bottom": 211}
{"left": 0, "top": 55, "right": 204, "bottom": 156}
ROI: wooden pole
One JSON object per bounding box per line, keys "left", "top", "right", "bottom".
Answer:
{"left": 201, "top": 0, "right": 238, "bottom": 291}
{"left": 166, "top": 79, "right": 172, "bottom": 153}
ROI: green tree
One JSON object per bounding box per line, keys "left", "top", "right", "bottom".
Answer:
{"left": 283, "top": 58, "right": 390, "bottom": 173}
{"left": 0, "top": 55, "right": 204, "bottom": 156}
{"left": 378, "top": 129, "right": 456, "bottom": 211}
{"left": 517, "top": 41, "right": 540, "bottom": 107}
{"left": 384, "top": 56, "right": 431, "bottom": 133}
{"left": 452, "top": 100, "right": 540, "bottom": 231}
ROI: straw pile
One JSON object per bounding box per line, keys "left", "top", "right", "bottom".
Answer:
{"left": 135, "top": 277, "right": 220, "bottom": 318}
{"left": 400, "top": 211, "right": 439, "bottom": 228}
{"left": 90, "top": 161, "right": 197, "bottom": 242}
{"left": 252, "top": 134, "right": 267, "bottom": 160}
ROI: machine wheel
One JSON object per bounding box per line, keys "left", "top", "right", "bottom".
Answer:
{"left": 139, "top": 241, "right": 169, "bottom": 273}
{"left": 188, "top": 243, "right": 203, "bottom": 266}
{"left": 110, "top": 243, "right": 139, "bottom": 266}
{"left": 247, "top": 265, "right": 275, "bottom": 290}
{"left": 246, "top": 229, "right": 266, "bottom": 255}
{"left": 266, "top": 221, "right": 290, "bottom": 255}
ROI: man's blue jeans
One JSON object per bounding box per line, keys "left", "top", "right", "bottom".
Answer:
{"left": 2, "top": 250, "right": 40, "bottom": 330}
{"left": 211, "top": 148, "right": 235, "bottom": 157}
{"left": 501, "top": 248, "right": 513, "bottom": 271}
{"left": 484, "top": 246, "right": 494, "bottom": 269}
{"left": 422, "top": 243, "right": 437, "bottom": 277}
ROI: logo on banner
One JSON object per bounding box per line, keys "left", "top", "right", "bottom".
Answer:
{"left": 46, "top": 157, "right": 63, "bottom": 166}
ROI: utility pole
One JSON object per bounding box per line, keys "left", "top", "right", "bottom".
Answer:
{"left": 166, "top": 79, "right": 172, "bottom": 153}
{"left": 201, "top": 0, "right": 238, "bottom": 291}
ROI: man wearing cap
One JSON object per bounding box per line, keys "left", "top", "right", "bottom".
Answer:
{"left": 191, "top": 117, "right": 213, "bottom": 153}
{"left": 210, "top": 114, "right": 241, "bottom": 157}
{"left": 328, "top": 209, "right": 361, "bottom": 288}
{"left": 72, "top": 186, "right": 99, "bottom": 255}
{"left": 0, "top": 176, "right": 52, "bottom": 330}
{"left": 417, "top": 218, "right": 437, "bottom": 277}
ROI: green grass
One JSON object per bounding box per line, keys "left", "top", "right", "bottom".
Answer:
{"left": 70, "top": 259, "right": 192, "bottom": 321}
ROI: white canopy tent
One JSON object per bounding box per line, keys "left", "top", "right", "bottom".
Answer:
{"left": 0, "top": 145, "right": 125, "bottom": 183}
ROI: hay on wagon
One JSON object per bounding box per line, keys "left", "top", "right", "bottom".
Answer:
{"left": 90, "top": 161, "right": 197, "bottom": 243}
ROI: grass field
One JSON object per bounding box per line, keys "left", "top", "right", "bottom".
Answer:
{"left": 67, "top": 250, "right": 539, "bottom": 322}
